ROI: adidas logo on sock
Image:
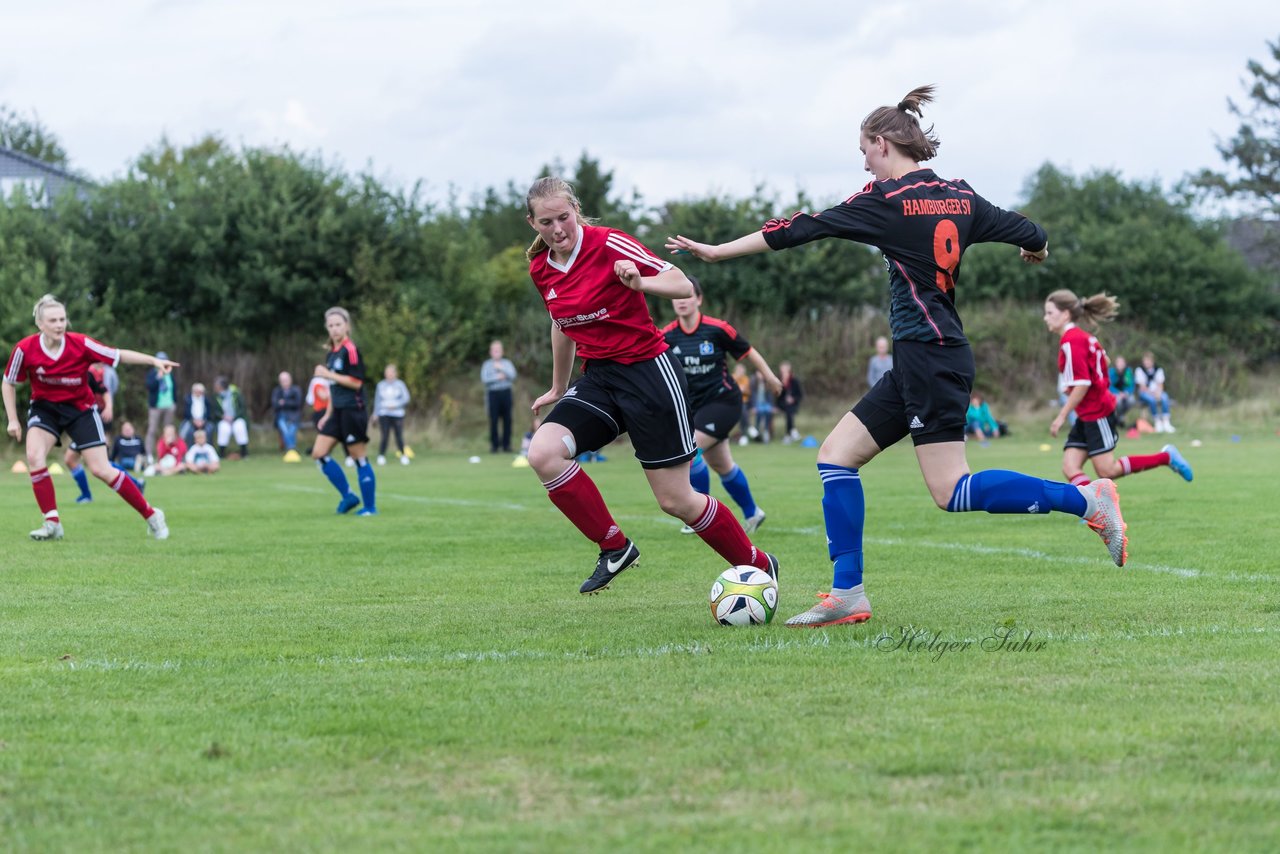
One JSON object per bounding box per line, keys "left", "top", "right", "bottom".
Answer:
{"left": 1027, "top": 502, "right": 1040, "bottom": 513}
{"left": 909, "top": 416, "right": 924, "bottom": 429}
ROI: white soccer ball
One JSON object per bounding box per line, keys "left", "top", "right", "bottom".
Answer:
{"left": 709, "top": 566, "right": 778, "bottom": 626}
{"left": 143, "top": 464, "right": 158, "bottom": 477}
{"left": 158, "top": 454, "right": 177, "bottom": 472}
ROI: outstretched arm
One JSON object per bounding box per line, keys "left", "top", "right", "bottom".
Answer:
{"left": 665, "top": 231, "right": 769, "bottom": 263}
{"left": 742, "top": 350, "right": 782, "bottom": 396}
{"left": 119, "top": 349, "right": 180, "bottom": 373}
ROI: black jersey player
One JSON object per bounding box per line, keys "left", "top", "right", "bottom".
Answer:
{"left": 662, "top": 277, "right": 782, "bottom": 534}
{"left": 668, "top": 85, "right": 1128, "bottom": 628}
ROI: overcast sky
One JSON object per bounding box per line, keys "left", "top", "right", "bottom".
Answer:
{"left": 2, "top": 1, "right": 1274, "bottom": 212}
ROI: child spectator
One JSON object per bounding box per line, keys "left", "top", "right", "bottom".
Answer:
{"left": 156, "top": 423, "right": 188, "bottom": 475}
{"left": 185, "top": 429, "right": 221, "bottom": 474}
{"left": 965, "top": 392, "right": 1006, "bottom": 444}
{"left": 111, "top": 421, "right": 145, "bottom": 472}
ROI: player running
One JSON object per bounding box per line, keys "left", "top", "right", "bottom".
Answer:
{"left": 311, "top": 307, "right": 377, "bottom": 516}
{"left": 662, "top": 277, "right": 782, "bottom": 535}
{"left": 667, "top": 85, "right": 1128, "bottom": 628}
{"left": 1043, "top": 289, "right": 1193, "bottom": 486}
{"left": 3, "top": 294, "right": 173, "bottom": 541}
{"left": 524, "top": 176, "right": 779, "bottom": 595}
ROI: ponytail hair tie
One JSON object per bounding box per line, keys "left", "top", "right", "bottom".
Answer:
{"left": 897, "top": 101, "right": 912, "bottom": 112}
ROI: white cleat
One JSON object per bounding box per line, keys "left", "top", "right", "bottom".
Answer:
{"left": 743, "top": 508, "right": 767, "bottom": 535}
{"left": 30, "top": 520, "right": 65, "bottom": 541}
{"left": 679, "top": 524, "right": 696, "bottom": 535}
{"left": 1079, "top": 479, "right": 1127, "bottom": 566}
{"left": 785, "top": 589, "right": 871, "bottom": 628}
{"left": 146, "top": 507, "right": 170, "bottom": 540}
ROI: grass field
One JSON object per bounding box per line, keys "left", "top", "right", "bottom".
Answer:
{"left": 2, "top": 426, "right": 1278, "bottom": 851}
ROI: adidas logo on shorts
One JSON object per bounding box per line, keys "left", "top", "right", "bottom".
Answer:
{"left": 909, "top": 415, "right": 924, "bottom": 429}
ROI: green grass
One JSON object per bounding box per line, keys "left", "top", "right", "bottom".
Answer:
{"left": 2, "top": 427, "right": 1278, "bottom": 852}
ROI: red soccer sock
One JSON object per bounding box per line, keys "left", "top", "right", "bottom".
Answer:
{"left": 110, "top": 470, "right": 154, "bottom": 518}
{"left": 1068, "top": 472, "right": 1091, "bottom": 487}
{"left": 688, "top": 495, "right": 767, "bottom": 569}
{"left": 1119, "top": 451, "right": 1170, "bottom": 477}
{"left": 544, "top": 462, "right": 627, "bottom": 550}
{"left": 30, "top": 467, "right": 59, "bottom": 523}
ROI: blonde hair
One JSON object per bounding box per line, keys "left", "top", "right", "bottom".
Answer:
{"left": 324, "top": 306, "right": 352, "bottom": 330}
{"left": 525, "top": 176, "right": 596, "bottom": 261}
{"left": 861, "top": 85, "right": 941, "bottom": 162}
{"left": 1046, "top": 289, "right": 1121, "bottom": 326}
{"left": 33, "top": 293, "right": 65, "bottom": 325}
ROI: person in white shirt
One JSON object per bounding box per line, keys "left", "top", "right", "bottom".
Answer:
{"left": 184, "top": 428, "right": 221, "bottom": 474}
{"left": 373, "top": 363, "right": 411, "bottom": 465}
{"left": 1134, "top": 351, "right": 1176, "bottom": 433}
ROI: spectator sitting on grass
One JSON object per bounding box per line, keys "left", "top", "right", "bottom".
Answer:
{"left": 185, "top": 428, "right": 221, "bottom": 474}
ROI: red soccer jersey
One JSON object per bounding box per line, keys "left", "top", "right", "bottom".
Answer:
{"left": 5, "top": 332, "right": 121, "bottom": 409}
{"left": 528, "top": 224, "right": 672, "bottom": 364}
{"left": 1057, "top": 324, "right": 1115, "bottom": 421}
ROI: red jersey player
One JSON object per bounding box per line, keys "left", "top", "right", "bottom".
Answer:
{"left": 523, "top": 176, "right": 779, "bottom": 595}
{"left": 1044, "top": 289, "right": 1192, "bottom": 486}
{"left": 2, "top": 294, "right": 179, "bottom": 541}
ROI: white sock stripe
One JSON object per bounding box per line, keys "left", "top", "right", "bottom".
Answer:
{"left": 819, "top": 471, "right": 860, "bottom": 482}
{"left": 109, "top": 471, "right": 126, "bottom": 492}
{"left": 690, "top": 496, "right": 717, "bottom": 532}
{"left": 30, "top": 470, "right": 50, "bottom": 483}
{"left": 542, "top": 462, "right": 582, "bottom": 491}
{"left": 653, "top": 355, "right": 694, "bottom": 455}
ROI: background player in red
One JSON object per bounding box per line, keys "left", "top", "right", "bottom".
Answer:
{"left": 667, "top": 85, "right": 1129, "bottom": 628}
{"left": 3, "top": 294, "right": 175, "bottom": 541}
{"left": 1043, "top": 289, "right": 1193, "bottom": 486}
{"left": 311, "top": 307, "right": 377, "bottom": 516}
{"left": 523, "top": 176, "right": 779, "bottom": 595}
{"left": 663, "top": 277, "right": 782, "bottom": 535}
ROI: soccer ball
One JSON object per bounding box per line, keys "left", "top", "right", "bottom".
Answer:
{"left": 709, "top": 566, "right": 777, "bottom": 626}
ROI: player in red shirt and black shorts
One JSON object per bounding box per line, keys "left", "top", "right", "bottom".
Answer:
{"left": 668, "top": 86, "right": 1130, "bottom": 628}
{"left": 1043, "top": 289, "right": 1192, "bottom": 486}
{"left": 3, "top": 294, "right": 177, "bottom": 541}
{"left": 523, "top": 177, "right": 779, "bottom": 595}
{"left": 662, "top": 278, "right": 783, "bottom": 535}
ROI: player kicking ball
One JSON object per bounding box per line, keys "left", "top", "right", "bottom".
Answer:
{"left": 4, "top": 294, "right": 173, "bottom": 541}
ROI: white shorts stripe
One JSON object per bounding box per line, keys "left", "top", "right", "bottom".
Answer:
{"left": 653, "top": 354, "right": 694, "bottom": 455}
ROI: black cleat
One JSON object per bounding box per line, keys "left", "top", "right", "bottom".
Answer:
{"left": 762, "top": 552, "right": 780, "bottom": 586}
{"left": 580, "top": 539, "right": 640, "bottom": 594}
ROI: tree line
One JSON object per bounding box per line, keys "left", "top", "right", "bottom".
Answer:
{"left": 2, "top": 40, "right": 1278, "bottom": 421}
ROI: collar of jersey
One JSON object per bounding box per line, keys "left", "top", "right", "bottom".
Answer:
{"left": 677, "top": 311, "right": 702, "bottom": 334}
{"left": 546, "top": 223, "right": 585, "bottom": 273}
{"left": 40, "top": 334, "right": 66, "bottom": 362}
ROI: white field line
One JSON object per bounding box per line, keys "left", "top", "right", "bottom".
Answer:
{"left": 275, "top": 486, "right": 1272, "bottom": 582}
{"left": 55, "top": 624, "right": 1280, "bottom": 672}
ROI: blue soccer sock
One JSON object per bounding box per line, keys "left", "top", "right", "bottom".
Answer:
{"left": 318, "top": 456, "right": 351, "bottom": 496}
{"left": 818, "top": 463, "right": 864, "bottom": 589}
{"left": 719, "top": 465, "right": 758, "bottom": 519}
{"left": 689, "top": 452, "right": 711, "bottom": 495}
{"left": 70, "top": 464, "right": 92, "bottom": 500}
{"left": 947, "top": 469, "right": 1087, "bottom": 517}
{"left": 356, "top": 457, "right": 377, "bottom": 510}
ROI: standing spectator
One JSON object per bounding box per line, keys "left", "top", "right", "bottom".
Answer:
{"left": 185, "top": 428, "right": 221, "bottom": 474}
{"left": 481, "top": 339, "right": 517, "bottom": 454}
{"left": 1134, "top": 351, "right": 1176, "bottom": 433}
{"left": 212, "top": 376, "right": 250, "bottom": 459}
{"left": 733, "top": 362, "right": 753, "bottom": 446}
{"left": 751, "top": 369, "right": 775, "bottom": 443}
{"left": 1109, "top": 355, "right": 1135, "bottom": 427}
{"left": 271, "top": 371, "right": 303, "bottom": 454}
{"left": 144, "top": 351, "right": 178, "bottom": 463}
{"left": 778, "top": 361, "right": 804, "bottom": 443}
{"left": 180, "top": 382, "right": 213, "bottom": 445}
{"left": 3, "top": 294, "right": 170, "bottom": 541}
{"left": 155, "top": 423, "right": 188, "bottom": 475}
{"left": 374, "top": 363, "right": 411, "bottom": 465}
{"left": 866, "top": 336, "right": 893, "bottom": 389}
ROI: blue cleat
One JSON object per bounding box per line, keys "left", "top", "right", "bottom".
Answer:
{"left": 1163, "top": 444, "right": 1193, "bottom": 482}
{"left": 356, "top": 507, "right": 379, "bottom": 516}
{"left": 336, "top": 493, "right": 361, "bottom": 514}
{"left": 75, "top": 495, "right": 93, "bottom": 504}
